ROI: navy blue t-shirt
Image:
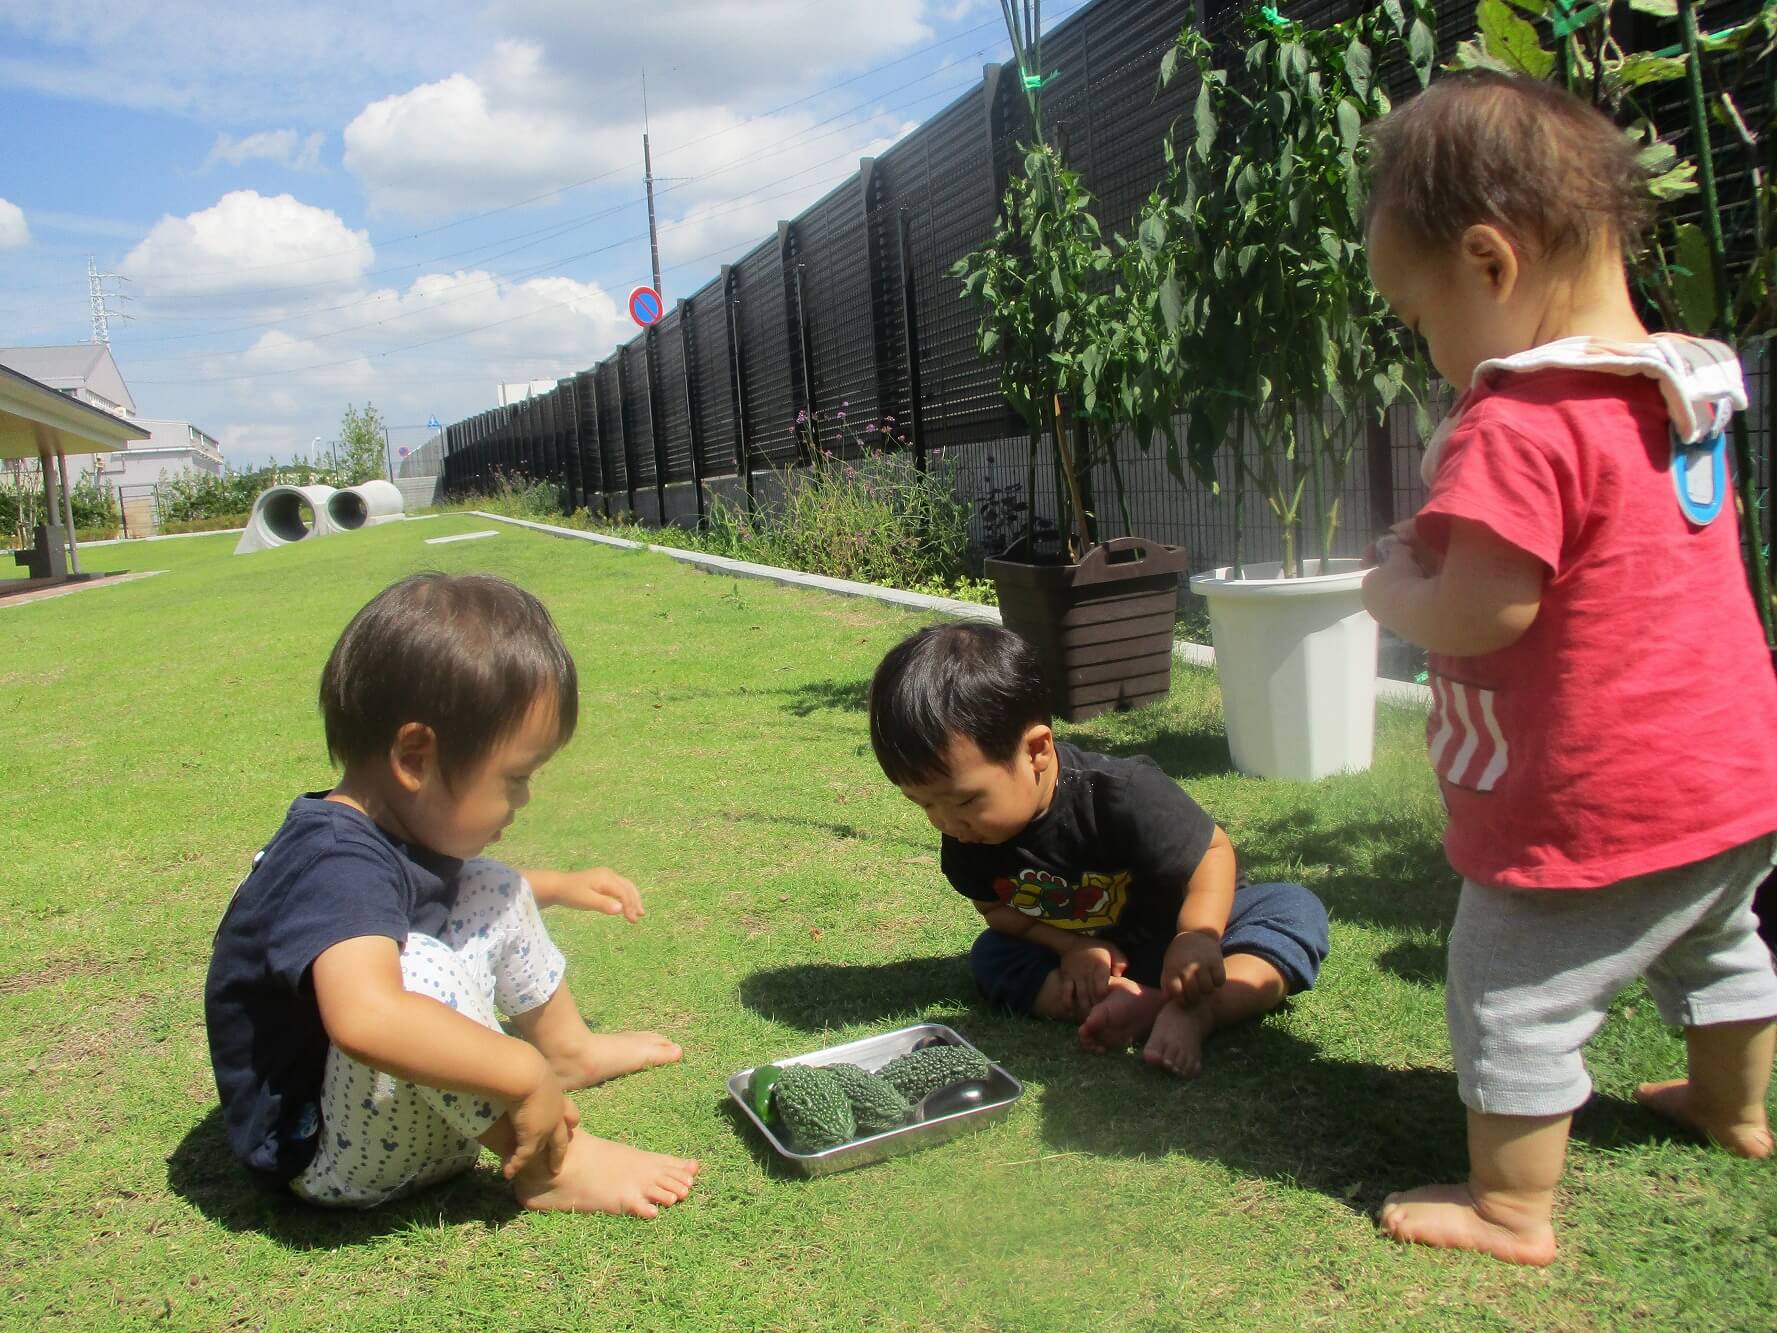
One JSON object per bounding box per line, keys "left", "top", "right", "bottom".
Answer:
{"left": 204, "top": 794, "right": 461, "bottom": 1187}
{"left": 940, "top": 743, "right": 1229, "bottom": 947}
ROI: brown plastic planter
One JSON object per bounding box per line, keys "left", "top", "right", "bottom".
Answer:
{"left": 987, "top": 536, "right": 1188, "bottom": 722}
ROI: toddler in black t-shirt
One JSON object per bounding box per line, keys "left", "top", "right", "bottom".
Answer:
{"left": 205, "top": 572, "right": 697, "bottom": 1216}
{"left": 869, "top": 623, "right": 1329, "bottom": 1076}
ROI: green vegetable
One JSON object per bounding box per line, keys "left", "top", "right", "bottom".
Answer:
{"left": 824, "top": 1063, "right": 911, "bottom": 1136}
{"left": 877, "top": 1044, "right": 990, "bottom": 1103}
{"left": 770, "top": 1064, "right": 857, "bottom": 1151}
{"left": 750, "top": 1064, "right": 782, "bottom": 1120}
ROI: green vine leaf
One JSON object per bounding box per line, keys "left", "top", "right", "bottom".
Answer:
{"left": 1478, "top": 0, "right": 1556, "bottom": 78}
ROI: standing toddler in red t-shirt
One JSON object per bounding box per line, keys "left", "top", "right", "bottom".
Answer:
{"left": 1360, "top": 72, "right": 1777, "bottom": 1267}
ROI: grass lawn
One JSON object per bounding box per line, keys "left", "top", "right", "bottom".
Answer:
{"left": 3, "top": 515, "right": 1772, "bottom": 1330}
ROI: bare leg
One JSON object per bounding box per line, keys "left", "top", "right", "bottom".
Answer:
{"left": 1635, "top": 1017, "right": 1775, "bottom": 1158}
{"left": 510, "top": 977, "right": 682, "bottom": 1090}
{"left": 1379, "top": 1111, "right": 1565, "bottom": 1267}
{"left": 1142, "top": 954, "right": 1288, "bottom": 1078}
{"left": 480, "top": 1118, "right": 699, "bottom": 1219}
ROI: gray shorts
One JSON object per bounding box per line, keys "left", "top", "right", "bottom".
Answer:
{"left": 1447, "top": 832, "right": 1777, "bottom": 1117}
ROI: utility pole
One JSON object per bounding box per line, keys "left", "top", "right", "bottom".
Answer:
{"left": 643, "top": 71, "right": 663, "bottom": 300}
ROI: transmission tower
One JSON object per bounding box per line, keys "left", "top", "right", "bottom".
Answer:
{"left": 87, "top": 256, "right": 133, "bottom": 344}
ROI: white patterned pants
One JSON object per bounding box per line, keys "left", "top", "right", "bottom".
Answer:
{"left": 291, "top": 860, "right": 566, "bottom": 1208}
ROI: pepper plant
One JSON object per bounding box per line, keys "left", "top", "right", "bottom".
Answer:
{"left": 1152, "top": 2, "right": 1437, "bottom": 577}
{"left": 955, "top": 1, "right": 1184, "bottom": 562}
{"left": 1453, "top": 0, "right": 1777, "bottom": 643}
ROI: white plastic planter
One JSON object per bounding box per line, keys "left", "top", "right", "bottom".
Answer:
{"left": 1189, "top": 558, "right": 1378, "bottom": 781}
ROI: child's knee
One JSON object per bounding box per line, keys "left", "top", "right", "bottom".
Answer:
{"left": 1225, "top": 882, "right": 1330, "bottom": 993}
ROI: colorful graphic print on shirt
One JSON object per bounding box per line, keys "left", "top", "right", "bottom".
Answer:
{"left": 992, "top": 867, "right": 1131, "bottom": 931}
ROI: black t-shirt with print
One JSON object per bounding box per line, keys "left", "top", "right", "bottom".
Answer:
{"left": 940, "top": 742, "right": 1225, "bottom": 948}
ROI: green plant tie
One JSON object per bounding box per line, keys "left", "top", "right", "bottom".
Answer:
{"left": 1259, "top": 6, "right": 1289, "bottom": 29}
{"left": 1022, "top": 68, "right": 1056, "bottom": 89}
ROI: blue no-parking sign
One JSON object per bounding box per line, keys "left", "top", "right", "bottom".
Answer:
{"left": 629, "top": 285, "right": 664, "bottom": 327}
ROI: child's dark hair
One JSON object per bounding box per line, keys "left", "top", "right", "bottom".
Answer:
{"left": 320, "top": 572, "right": 578, "bottom": 781}
{"left": 1366, "top": 71, "right": 1653, "bottom": 261}
{"left": 869, "top": 623, "right": 1051, "bottom": 786}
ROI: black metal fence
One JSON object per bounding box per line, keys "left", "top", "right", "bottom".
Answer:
{"left": 427, "top": 0, "right": 1772, "bottom": 575}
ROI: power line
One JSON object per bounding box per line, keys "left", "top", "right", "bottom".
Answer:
{"left": 121, "top": 74, "right": 976, "bottom": 370}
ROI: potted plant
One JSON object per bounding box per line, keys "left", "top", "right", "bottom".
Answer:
{"left": 1150, "top": 2, "right": 1435, "bottom": 779}
{"left": 954, "top": 1, "right": 1188, "bottom": 722}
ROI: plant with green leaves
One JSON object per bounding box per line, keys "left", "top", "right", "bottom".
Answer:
{"left": 1452, "top": 0, "right": 1777, "bottom": 642}
{"left": 955, "top": 1, "right": 1170, "bottom": 563}
{"left": 1153, "top": 2, "right": 1437, "bottom": 577}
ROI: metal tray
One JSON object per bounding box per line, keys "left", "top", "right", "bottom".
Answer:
{"left": 726, "top": 1022, "right": 1023, "bottom": 1177}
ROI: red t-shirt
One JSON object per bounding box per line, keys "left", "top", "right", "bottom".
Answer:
{"left": 1415, "top": 369, "right": 1777, "bottom": 889}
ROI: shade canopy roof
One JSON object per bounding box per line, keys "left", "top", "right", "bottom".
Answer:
{"left": 0, "top": 361, "right": 149, "bottom": 461}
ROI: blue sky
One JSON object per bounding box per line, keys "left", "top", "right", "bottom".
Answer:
{"left": 0, "top": 1, "right": 1071, "bottom": 468}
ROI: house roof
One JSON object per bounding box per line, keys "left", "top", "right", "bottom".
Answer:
{"left": 0, "top": 362, "right": 149, "bottom": 460}
{"left": 0, "top": 344, "right": 109, "bottom": 386}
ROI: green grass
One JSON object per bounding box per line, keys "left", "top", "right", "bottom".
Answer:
{"left": 2, "top": 517, "right": 1772, "bottom": 1330}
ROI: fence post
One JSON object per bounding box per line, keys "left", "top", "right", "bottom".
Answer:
{"left": 1366, "top": 412, "right": 1396, "bottom": 535}
{"left": 781, "top": 220, "right": 817, "bottom": 459}
{"left": 615, "top": 356, "right": 638, "bottom": 517}
{"left": 896, "top": 209, "right": 928, "bottom": 472}
{"left": 644, "top": 328, "right": 669, "bottom": 523}
{"left": 860, "top": 157, "right": 898, "bottom": 450}
{"left": 588, "top": 368, "right": 611, "bottom": 518}
{"left": 558, "top": 377, "right": 582, "bottom": 513}
{"left": 679, "top": 299, "right": 706, "bottom": 521}
{"left": 723, "top": 263, "right": 753, "bottom": 508}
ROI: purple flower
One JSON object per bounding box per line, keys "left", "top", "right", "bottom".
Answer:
{"left": 883, "top": 414, "right": 896, "bottom": 424}
{"left": 796, "top": 409, "right": 808, "bottom": 425}
{"left": 864, "top": 422, "right": 877, "bottom": 433}
{"left": 840, "top": 400, "right": 849, "bottom": 409}
{"left": 836, "top": 411, "right": 847, "bottom": 421}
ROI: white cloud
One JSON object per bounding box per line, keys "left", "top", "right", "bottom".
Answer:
{"left": 0, "top": 198, "right": 28, "bottom": 249}
{"left": 0, "top": 1, "right": 480, "bottom": 122}
{"left": 207, "top": 129, "right": 326, "bottom": 171}
{"left": 120, "top": 191, "right": 373, "bottom": 299}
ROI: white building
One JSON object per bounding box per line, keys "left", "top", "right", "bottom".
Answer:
{"left": 0, "top": 343, "right": 136, "bottom": 417}
{"left": 89, "top": 417, "right": 224, "bottom": 487}
{"left": 0, "top": 343, "right": 222, "bottom": 492}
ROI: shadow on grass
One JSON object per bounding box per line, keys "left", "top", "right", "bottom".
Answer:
{"left": 1060, "top": 721, "right": 1237, "bottom": 783}
{"left": 738, "top": 955, "right": 980, "bottom": 1030}
{"left": 167, "top": 1108, "right": 518, "bottom": 1248}
{"left": 736, "top": 957, "right": 1661, "bottom": 1211}
{"left": 719, "top": 809, "right": 930, "bottom": 854}
{"left": 777, "top": 677, "right": 870, "bottom": 717}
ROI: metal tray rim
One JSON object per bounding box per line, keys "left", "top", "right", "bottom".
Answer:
{"left": 726, "top": 1022, "right": 1023, "bottom": 1169}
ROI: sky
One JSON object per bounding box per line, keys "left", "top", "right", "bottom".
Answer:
{"left": 0, "top": 0, "right": 1073, "bottom": 470}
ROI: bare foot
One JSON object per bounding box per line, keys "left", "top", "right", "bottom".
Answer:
{"left": 549, "top": 1031, "right": 683, "bottom": 1089}
{"left": 1379, "top": 1183, "right": 1557, "bottom": 1267}
{"left": 1635, "top": 1078, "right": 1774, "bottom": 1158}
{"left": 512, "top": 1130, "right": 699, "bottom": 1218}
{"left": 1143, "top": 1000, "right": 1214, "bottom": 1078}
{"left": 1078, "top": 977, "right": 1166, "bottom": 1053}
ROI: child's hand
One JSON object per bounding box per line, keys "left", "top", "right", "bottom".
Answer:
{"left": 1162, "top": 931, "right": 1226, "bottom": 1002}
{"left": 1365, "top": 519, "right": 1439, "bottom": 575}
{"left": 539, "top": 867, "right": 645, "bottom": 922}
{"left": 503, "top": 1073, "right": 581, "bottom": 1180}
{"left": 1059, "top": 940, "right": 1128, "bottom": 1012}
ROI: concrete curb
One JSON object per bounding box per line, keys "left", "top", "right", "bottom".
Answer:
{"left": 469, "top": 511, "right": 1433, "bottom": 709}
